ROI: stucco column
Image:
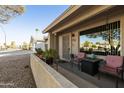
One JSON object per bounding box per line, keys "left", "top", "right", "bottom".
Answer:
{"left": 55, "top": 34, "right": 59, "bottom": 53}
{"left": 53, "top": 34, "right": 57, "bottom": 50}
{"left": 48, "top": 32, "right": 58, "bottom": 50}
{"left": 120, "top": 15, "right": 124, "bottom": 56}
{"left": 53, "top": 33, "right": 59, "bottom": 54}
{"left": 71, "top": 32, "right": 79, "bottom": 54}
{"left": 49, "top": 32, "right": 54, "bottom": 49}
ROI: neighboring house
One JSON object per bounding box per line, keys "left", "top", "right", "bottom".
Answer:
{"left": 43, "top": 5, "right": 124, "bottom": 61}
{"left": 30, "top": 36, "right": 48, "bottom": 51}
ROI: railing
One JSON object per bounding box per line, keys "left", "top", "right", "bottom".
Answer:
{"left": 30, "top": 54, "right": 77, "bottom": 88}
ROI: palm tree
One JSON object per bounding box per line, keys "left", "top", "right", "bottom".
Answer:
{"left": 83, "top": 41, "right": 90, "bottom": 50}
{"left": 35, "top": 28, "right": 39, "bottom": 32}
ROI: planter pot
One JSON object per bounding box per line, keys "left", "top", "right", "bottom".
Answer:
{"left": 36, "top": 54, "right": 43, "bottom": 59}
{"left": 39, "top": 55, "right": 43, "bottom": 59}
{"left": 46, "top": 58, "right": 53, "bottom": 65}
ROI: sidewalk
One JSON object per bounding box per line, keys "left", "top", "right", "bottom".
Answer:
{"left": 0, "top": 49, "right": 21, "bottom": 53}
{"left": 0, "top": 50, "right": 35, "bottom": 57}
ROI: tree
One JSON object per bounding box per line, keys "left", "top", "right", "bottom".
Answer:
{"left": 10, "top": 41, "right": 16, "bottom": 48}
{"left": 92, "top": 44, "right": 97, "bottom": 49}
{"left": 35, "top": 28, "right": 39, "bottom": 32}
{"left": 22, "top": 42, "right": 29, "bottom": 50}
{"left": 96, "top": 42, "right": 100, "bottom": 45}
{"left": 83, "top": 41, "right": 91, "bottom": 50}
{"left": 0, "top": 6, "right": 24, "bottom": 49}
{"left": 0, "top": 5, "right": 24, "bottom": 24}
{"left": 86, "top": 27, "right": 120, "bottom": 55}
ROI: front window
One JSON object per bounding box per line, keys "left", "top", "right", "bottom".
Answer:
{"left": 80, "top": 21, "right": 120, "bottom": 56}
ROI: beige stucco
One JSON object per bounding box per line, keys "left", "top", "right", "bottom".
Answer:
{"left": 120, "top": 15, "right": 124, "bottom": 56}
{"left": 71, "top": 31, "right": 79, "bottom": 54}
{"left": 59, "top": 35, "right": 63, "bottom": 59}
{"left": 47, "top": 33, "right": 50, "bottom": 49}
{"left": 30, "top": 54, "right": 77, "bottom": 88}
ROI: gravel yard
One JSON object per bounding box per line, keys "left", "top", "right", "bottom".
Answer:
{"left": 0, "top": 54, "right": 36, "bottom": 88}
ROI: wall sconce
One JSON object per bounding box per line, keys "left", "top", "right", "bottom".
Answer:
{"left": 72, "top": 33, "right": 75, "bottom": 37}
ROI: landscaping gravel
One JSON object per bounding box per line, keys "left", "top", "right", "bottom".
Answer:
{"left": 0, "top": 54, "right": 36, "bottom": 88}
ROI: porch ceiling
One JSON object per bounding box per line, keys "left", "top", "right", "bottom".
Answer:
{"left": 43, "top": 5, "right": 115, "bottom": 34}
{"left": 57, "top": 6, "right": 124, "bottom": 35}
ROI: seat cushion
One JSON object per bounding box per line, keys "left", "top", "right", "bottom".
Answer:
{"left": 106, "top": 55, "right": 123, "bottom": 68}
{"left": 99, "top": 65, "right": 122, "bottom": 75}
{"left": 77, "top": 52, "right": 86, "bottom": 59}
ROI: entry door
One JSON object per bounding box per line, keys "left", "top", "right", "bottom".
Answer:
{"left": 62, "top": 35, "right": 70, "bottom": 60}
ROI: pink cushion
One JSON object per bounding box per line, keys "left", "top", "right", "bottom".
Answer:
{"left": 106, "top": 55, "right": 123, "bottom": 68}
{"left": 77, "top": 52, "right": 86, "bottom": 59}
{"left": 73, "top": 52, "right": 86, "bottom": 63}
{"left": 99, "top": 66, "right": 121, "bottom": 75}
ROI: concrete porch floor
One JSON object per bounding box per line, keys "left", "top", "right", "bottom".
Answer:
{"left": 0, "top": 54, "right": 36, "bottom": 88}
{"left": 57, "top": 66, "right": 97, "bottom": 88}
{"left": 58, "top": 62, "right": 124, "bottom": 88}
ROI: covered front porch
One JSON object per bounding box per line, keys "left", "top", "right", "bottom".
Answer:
{"left": 47, "top": 6, "right": 124, "bottom": 60}
{"left": 44, "top": 5, "right": 124, "bottom": 88}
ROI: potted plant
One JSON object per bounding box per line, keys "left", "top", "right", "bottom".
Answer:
{"left": 43, "top": 49, "right": 57, "bottom": 65}
{"left": 35, "top": 48, "right": 43, "bottom": 59}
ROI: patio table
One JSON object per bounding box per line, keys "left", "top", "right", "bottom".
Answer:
{"left": 81, "top": 58, "right": 103, "bottom": 76}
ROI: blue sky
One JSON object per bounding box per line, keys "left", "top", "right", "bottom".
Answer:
{"left": 0, "top": 5, "right": 69, "bottom": 45}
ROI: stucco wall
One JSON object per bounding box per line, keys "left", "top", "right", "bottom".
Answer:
{"left": 120, "top": 14, "right": 124, "bottom": 56}
{"left": 49, "top": 6, "right": 124, "bottom": 59}
{"left": 48, "top": 33, "right": 51, "bottom": 49}
{"left": 59, "top": 36, "right": 63, "bottom": 59}
{"left": 30, "top": 54, "right": 77, "bottom": 88}
{"left": 59, "top": 13, "right": 123, "bottom": 58}
{"left": 71, "top": 31, "right": 79, "bottom": 54}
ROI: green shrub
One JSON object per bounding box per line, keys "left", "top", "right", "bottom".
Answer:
{"left": 35, "top": 48, "right": 43, "bottom": 55}
{"left": 43, "top": 49, "right": 57, "bottom": 59}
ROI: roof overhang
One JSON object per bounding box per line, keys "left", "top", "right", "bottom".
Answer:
{"left": 43, "top": 5, "right": 115, "bottom": 34}
{"left": 43, "top": 5, "right": 82, "bottom": 33}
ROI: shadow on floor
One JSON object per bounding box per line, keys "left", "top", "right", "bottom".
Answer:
{"left": 58, "top": 62, "right": 124, "bottom": 88}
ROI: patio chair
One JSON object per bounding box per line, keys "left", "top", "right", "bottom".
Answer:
{"left": 70, "top": 52, "right": 86, "bottom": 70}
{"left": 98, "top": 55, "right": 124, "bottom": 87}
{"left": 52, "top": 55, "right": 60, "bottom": 71}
